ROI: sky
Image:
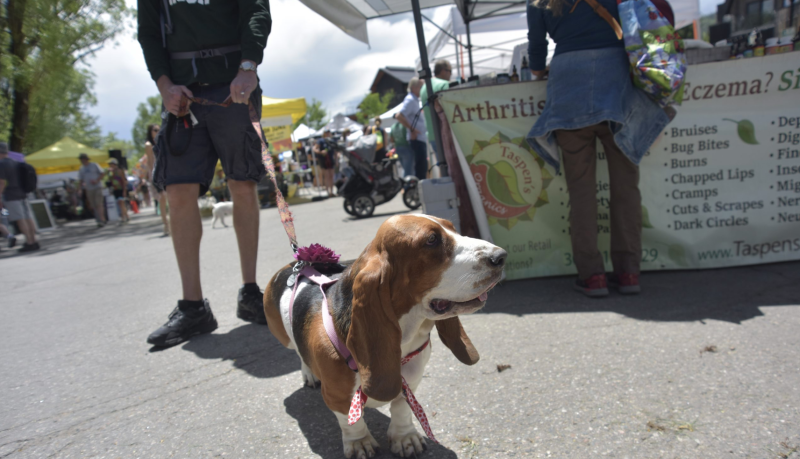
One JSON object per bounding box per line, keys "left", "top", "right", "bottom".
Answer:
{"left": 87, "top": 0, "right": 723, "bottom": 143}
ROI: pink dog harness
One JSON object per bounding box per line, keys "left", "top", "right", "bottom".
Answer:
{"left": 288, "top": 265, "right": 438, "bottom": 443}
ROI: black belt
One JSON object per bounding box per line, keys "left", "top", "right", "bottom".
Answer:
{"left": 170, "top": 44, "right": 241, "bottom": 76}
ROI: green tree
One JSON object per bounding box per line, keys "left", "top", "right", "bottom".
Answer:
{"left": 131, "top": 95, "right": 162, "bottom": 154}
{"left": 356, "top": 90, "right": 394, "bottom": 125}
{"left": 22, "top": 67, "right": 103, "bottom": 152}
{"left": 1, "top": 0, "right": 131, "bottom": 153}
{"left": 293, "top": 98, "right": 327, "bottom": 130}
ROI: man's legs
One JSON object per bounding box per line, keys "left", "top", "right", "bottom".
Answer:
{"left": 147, "top": 181, "right": 218, "bottom": 347}
{"left": 6, "top": 200, "right": 37, "bottom": 248}
{"left": 165, "top": 183, "right": 203, "bottom": 301}
{"left": 410, "top": 140, "right": 428, "bottom": 180}
{"left": 84, "top": 190, "right": 96, "bottom": 220}
{"left": 397, "top": 146, "right": 414, "bottom": 178}
{"left": 203, "top": 82, "right": 268, "bottom": 325}
{"left": 158, "top": 191, "right": 169, "bottom": 234}
{"left": 16, "top": 218, "right": 36, "bottom": 244}
{"left": 227, "top": 179, "right": 259, "bottom": 284}
{"left": 89, "top": 189, "right": 106, "bottom": 224}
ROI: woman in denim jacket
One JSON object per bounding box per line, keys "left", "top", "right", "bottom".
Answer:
{"left": 526, "top": 0, "right": 671, "bottom": 296}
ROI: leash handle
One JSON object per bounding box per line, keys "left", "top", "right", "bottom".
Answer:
{"left": 184, "top": 94, "right": 299, "bottom": 250}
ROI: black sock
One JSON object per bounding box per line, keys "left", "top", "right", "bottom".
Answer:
{"left": 242, "top": 282, "right": 261, "bottom": 294}
{"left": 178, "top": 299, "right": 205, "bottom": 312}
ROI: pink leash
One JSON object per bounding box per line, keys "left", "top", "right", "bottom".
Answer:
{"left": 288, "top": 266, "right": 438, "bottom": 443}
{"left": 347, "top": 340, "right": 437, "bottom": 443}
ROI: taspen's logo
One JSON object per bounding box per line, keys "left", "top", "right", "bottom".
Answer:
{"left": 466, "top": 133, "right": 552, "bottom": 230}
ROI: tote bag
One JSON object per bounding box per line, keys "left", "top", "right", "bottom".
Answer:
{"left": 582, "top": 0, "right": 687, "bottom": 108}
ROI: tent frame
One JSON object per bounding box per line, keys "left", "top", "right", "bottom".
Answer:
{"left": 410, "top": 0, "right": 529, "bottom": 177}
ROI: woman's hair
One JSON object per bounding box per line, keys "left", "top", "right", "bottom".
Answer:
{"left": 534, "top": 0, "right": 568, "bottom": 16}
{"left": 146, "top": 124, "right": 159, "bottom": 145}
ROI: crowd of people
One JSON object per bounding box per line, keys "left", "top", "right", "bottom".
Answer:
{"left": 0, "top": 129, "right": 207, "bottom": 254}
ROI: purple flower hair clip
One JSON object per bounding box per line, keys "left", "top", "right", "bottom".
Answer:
{"left": 294, "top": 244, "right": 341, "bottom": 265}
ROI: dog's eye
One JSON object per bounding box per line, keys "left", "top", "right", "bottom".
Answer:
{"left": 426, "top": 233, "right": 439, "bottom": 246}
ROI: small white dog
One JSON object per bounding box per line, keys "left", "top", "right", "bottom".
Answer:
{"left": 211, "top": 202, "right": 233, "bottom": 228}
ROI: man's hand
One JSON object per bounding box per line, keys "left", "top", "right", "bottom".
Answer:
{"left": 410, "top": 129, "right": 419, "bottom": 141}
{"left": 157, "top": 75, "right": 193, "bottom": 116}
{"left": 230, "top": 61, "right": 258, "bottom": 104}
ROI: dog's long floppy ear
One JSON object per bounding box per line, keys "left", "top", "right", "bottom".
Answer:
{"left": 346, "top": 250, "right": 402, "bottom": 402}
{"left": 435, "top": 317, "right": 480, "bottom": 365}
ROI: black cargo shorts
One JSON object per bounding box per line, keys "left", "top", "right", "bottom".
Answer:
{"left": 153, "top": 82, "right": 266, "bottom": 195}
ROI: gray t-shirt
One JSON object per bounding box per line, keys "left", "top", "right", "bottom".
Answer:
{"left": 78, "top": 162, "right": 104, "bottom": 191}
{"left": 0, "top": 157, "right": 25, "bottom": 201}
{"left": 399, "top": 92, "right": 426, "bottom": 142}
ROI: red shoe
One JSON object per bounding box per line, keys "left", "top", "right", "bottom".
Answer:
{"left": 574, "top": 274, "right": 609, "bottom": 297}
{"left": 608, "top": 272, "right": 641, "bottom": 294}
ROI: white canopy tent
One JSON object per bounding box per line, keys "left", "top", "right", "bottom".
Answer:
{"left": 297, "top": 0, "right": 529, "bottom": 80}
{"left": 313, "top": 113, "right": 364, "bottom": 136}
{"left": 292, "top": 123, "right": 313, "bottom": 141}
{"left": 424, "top": 7, "right": 536, "bottom": 79}
{"left": 299, "top": 0, "right": 701, "bottom": 73}
{"left": 377, "top": 102, "right": 404, "bottom": 127}
{"left": 297, "top": 0, "right": 528, "bottom": 46}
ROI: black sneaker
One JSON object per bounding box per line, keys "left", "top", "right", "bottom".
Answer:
{"left": 7, "top": 236, "right": 16, "bottom": 248}
{"left": 19, "top": 242, "right": 40, "bottom": 252}
{"left": 237, "top": 286, "right": 267, "bottom": 324}
{"left": 147, "top": 299, "right": 218, "bottom": 347}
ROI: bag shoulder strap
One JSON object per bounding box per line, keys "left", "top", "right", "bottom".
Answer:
{"left": 571, "top": 0, "right": 623, "bottom": 40}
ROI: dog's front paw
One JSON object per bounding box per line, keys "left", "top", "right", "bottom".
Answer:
{"left": 343, "top": 433, "right": 379, "bottom": 459}
{"left": 300, "top": 363, "right": 320, "bottom": 388}
{"left": 389, "top": 430, "right": 426, "bottom": 457}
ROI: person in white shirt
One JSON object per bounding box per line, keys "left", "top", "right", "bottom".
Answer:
{"left": 77, "top": 153, "right": 106, "bottom": 227}
{"left": 394, "top": 77, "right": 428, "bottom": 179}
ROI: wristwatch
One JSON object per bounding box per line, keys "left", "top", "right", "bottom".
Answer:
{"left": 239, "top": 61, "right": 257, "bottom": 72}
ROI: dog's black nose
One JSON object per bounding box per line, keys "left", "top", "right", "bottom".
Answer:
{"left": 488, "top": 249, "right": 507, "bottom": 267}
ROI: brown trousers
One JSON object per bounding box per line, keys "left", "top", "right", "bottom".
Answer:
{"left": 555, "top": 123, "right": 641, "bottom": 280}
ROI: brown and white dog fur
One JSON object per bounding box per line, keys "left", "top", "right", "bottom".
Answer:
{"left": 263, "top": 215, "right": 506, "bottom": 458}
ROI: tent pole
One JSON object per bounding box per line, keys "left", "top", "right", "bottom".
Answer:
{"left": 454, "top": 34, "right": 462, "bottom": 82}
{"left": 411, "top": 0, "right": 448, "bottom": 177}
{"left": 466, "top": 20, "right": 474, "bottom": 77}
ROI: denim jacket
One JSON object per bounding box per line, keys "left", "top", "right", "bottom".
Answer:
{"left": 526, "top": 47, "right": 670, "bottom": 171}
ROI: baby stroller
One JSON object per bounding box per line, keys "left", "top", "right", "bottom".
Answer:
{"left": 340, "top": 134, "right": 420, "bottom": 218}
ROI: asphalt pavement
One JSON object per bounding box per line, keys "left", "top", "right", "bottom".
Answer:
{"left": 1, "top": 196, "right": 798, "bottom": 459}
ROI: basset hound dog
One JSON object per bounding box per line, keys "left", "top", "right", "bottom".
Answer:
{"left": 263, "top": 214, "right": 506, "bottom": 458}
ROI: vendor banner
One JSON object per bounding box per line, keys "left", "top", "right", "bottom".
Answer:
{"left": 263, "top": 124, "right": 293, "bottom": 153}
{"left": 440, "top": 53, "right": 800, "bottom": 280}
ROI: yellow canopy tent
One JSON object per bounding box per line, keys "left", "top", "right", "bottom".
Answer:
{"left": 261, "top": 96, "right": 307, "bottom": 126}
{"left": 26, "top": 137, "right": 109, "bottom": 175}
{"left": 260, "top": 96, "right": 307, "bottom": 153}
